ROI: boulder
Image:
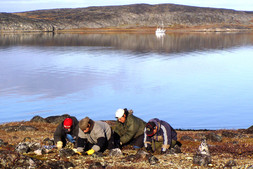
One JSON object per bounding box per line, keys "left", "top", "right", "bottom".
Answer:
{"left": 180, "top": 135, "right": 194, "bottom": 141}
{"left": 0, "top": 125, "right": 38, "bottom": 132}
{"left": 222, "top": 131, "right": 238, "bottom": 138}
{"left": 30, "top": 115, "right": 47, "bottom": 123}
{"left": 206, "top": 132, "right": 222, "bottom": 142}
{"left": 45, "top": 114, "right": 70, "bottom": 124}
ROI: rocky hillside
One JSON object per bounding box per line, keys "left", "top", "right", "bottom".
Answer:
{"left": 1, "top": 3, "right": 253, "bottom": 32}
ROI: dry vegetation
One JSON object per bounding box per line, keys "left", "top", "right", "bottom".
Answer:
{"left": 1, "top": 121, "right": 253, "bottom": 168}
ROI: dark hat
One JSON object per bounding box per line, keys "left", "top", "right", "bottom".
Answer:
{"left": 146, "top": 122, "right": 156, "bottom": 136}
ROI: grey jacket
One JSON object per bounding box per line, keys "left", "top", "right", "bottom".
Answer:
{"left": 77, "top": 121, "right": 111, "bottom": 152}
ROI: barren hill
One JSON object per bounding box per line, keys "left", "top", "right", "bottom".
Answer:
{"left": 1, "top": 3, "right": 253, "bottom": 32}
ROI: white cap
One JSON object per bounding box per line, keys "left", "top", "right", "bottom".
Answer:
{"left": 115, "top": 109, "right": 124, "bottom": 118}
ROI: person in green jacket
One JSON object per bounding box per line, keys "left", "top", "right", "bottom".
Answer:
{"left": 114, "top": 108, "right": 146, "bottom": 149}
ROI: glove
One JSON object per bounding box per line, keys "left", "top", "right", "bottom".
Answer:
{"left": 56, "top": 141, "right": 63, "bottom": 150}
{"left": 146, "top": 146, "right": 154, "bottom": 153}
{"left": 73, "top": 148, "right": 82, "bottom": 155}
{"left": 86, "top": 149, "right": 95, "bottom": 155}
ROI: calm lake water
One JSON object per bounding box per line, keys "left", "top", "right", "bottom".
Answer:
{"left": 0, "top": 32, "right": 253, "bottom": 129}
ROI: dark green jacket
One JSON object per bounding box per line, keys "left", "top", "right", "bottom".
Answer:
{"left": 114, "top": 113, "right": 146, "bottom": 144}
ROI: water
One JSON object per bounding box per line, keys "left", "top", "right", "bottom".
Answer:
{"left": 0, "top": 32, "right": 253, "bottom": 129}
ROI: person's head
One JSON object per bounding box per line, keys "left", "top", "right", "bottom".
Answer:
{"left": 79, "top": 117, "right": 91, "bottom": 133}
{"left": 145, "top": 122, "right": 158, "bottom": 136}
{"left": 115, "top": 108, "right": 128, "bottom": 123}
{"left": 63, "top": 118, "right": 73, "bottom": 133}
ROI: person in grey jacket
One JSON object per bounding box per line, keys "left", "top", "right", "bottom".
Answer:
{"left": 77, "top": 117, "right": 115, "bottom": 155}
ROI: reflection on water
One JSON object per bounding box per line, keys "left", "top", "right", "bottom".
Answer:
{"left": 1, "top": 32, "right": 253, "bottom": 53}
{"left": 0, "top": 33, "right": 253, "bottom": 129}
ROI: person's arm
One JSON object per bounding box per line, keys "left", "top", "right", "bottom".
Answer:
{"left": 161, "top": 124, "right": 171, "bottom": 152}
{"left": 91, "top": 126, "right": 106, "bottom": 152}
{"left": 54, "top": 124, "right": 63, "bottom": 143}
{"left": 120, "top": 119, "right": 137, "bottom": 144}
{"left": 76, "top": 137, "right": 87, "bottom": 153}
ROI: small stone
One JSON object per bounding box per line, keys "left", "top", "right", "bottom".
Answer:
{"left": 108, "top": 148, "right": 122, "bottom": 157}
{"left": 42, "top": 138, "right": 54, "bottom": 146}
{"left": 15, "top": 142, "right": 29, "bottom": 154}
{"left": 149, "top": 155, "right": 159, "bottom": 165}
{"left": 34, "top": 149, "right": 44, "bottom": 155}
{"left": 225, "top": 160, "right": 237, "bottom": 167}
{"left": 193, "top": 154, "right": 211, "bottom": 166}
{"left": 88, "top": 162, "right": 105, "bottom": 169}
{"left": 59, "top": 148, "right": 75, "bottom": 157}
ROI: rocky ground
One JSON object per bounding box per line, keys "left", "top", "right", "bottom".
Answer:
{"left": 0, "top": 115, "right": 253, "bottom": 168}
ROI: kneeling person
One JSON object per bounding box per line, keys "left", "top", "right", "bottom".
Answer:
{"left": 54, "top": 116, "right": 79, "bottom": 150}
{"left": 77, "top": 117, "right": 114, "bottom": 155}
{"left": 144, "top": 118, "right": 181, "bottom": 154}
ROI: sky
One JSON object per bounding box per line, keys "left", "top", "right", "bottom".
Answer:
{"left": 0, "top": 0, "right": 252, "bottom": 13}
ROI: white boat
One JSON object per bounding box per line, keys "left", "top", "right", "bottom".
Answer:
{"left": 155, "top": 27, "right": 166, "bottom": 34}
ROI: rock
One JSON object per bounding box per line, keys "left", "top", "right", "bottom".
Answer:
{"left": 23, "top": 137, "right": 32, "bottom": 142}
{"left": 181, "top": 135, "right": 194, "bottom": 141}
{"left": 225, "top": 160, "right": 237, "bottom": 167}
{"left": 88, "top": 162, "right": 105, "bottom": 169}
{"left": 193, "top": 154, "right": 212, "bottom": 166}
{"left": 29, "top": 142, "right": 41, "bottom": 152}
{"left": 92, "top": 152, "right": 104, "bottom": 157}
{"left": 126, "top": 150, "right": 153, "bottom": 162}
{"left": 0, "top": 139, "right": 4, "bottom": 146}
{"left": 15, "top": 142, "right": 30, "bottom": 154}
{"left": 59, "top": 148, "right": 75, "bottom": 157}
{"left": 45, "top": 114, "right": 70, "bottom": 124}
{"left": 46, "top": 161, "right": 75, "bottom": 169}
{"left": 222, "top": 131, "right": 238, "bottom": 138}
{"left": 34, "top": 149, "right": 45, "bottom": 155}
{"left": 206, "top": 132, "right": 222, "bottom": 142}
{"left": 148, "top": 155, "right": 159, "bottom": 165}
{"left": 166, "top": 145, "right": 182, "bottom": 154}
{"left": 244, "top": 125, "right": 253, "bottom": 134}
{"left": 193, "top": 139, "right": 211, "bottom": 166}
{"left": 30, "top": 115, "right": 47, "bottom": 123}
{"left": 42, "top": 137, "right": 55, "bottom": 146}
{"left": 0, "top": 149, "right": 34, "bottom": 168}
{"left": 108, "top": 148, "right": 122, "bottom": 157}
{"left": 0, "top": 125, "right": 38, "bottom": 132}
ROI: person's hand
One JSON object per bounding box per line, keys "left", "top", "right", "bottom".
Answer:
{"left": 56, "top": 141, "right": 63, "bottom": 150}
{"left": 86, "top": 149, "right": 95, "bottom": 155}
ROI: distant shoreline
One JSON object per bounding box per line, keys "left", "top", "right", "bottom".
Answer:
{"left": 1, "top": 26, "right": 253, "bottom": 34}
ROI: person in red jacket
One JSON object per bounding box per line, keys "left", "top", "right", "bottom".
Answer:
{"left": 54, "top": 116, "right": 79, "bottom": 149}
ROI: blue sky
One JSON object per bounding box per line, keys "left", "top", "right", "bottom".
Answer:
{"left": 0, "top": 0, "right": 252, "bottom": 13}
